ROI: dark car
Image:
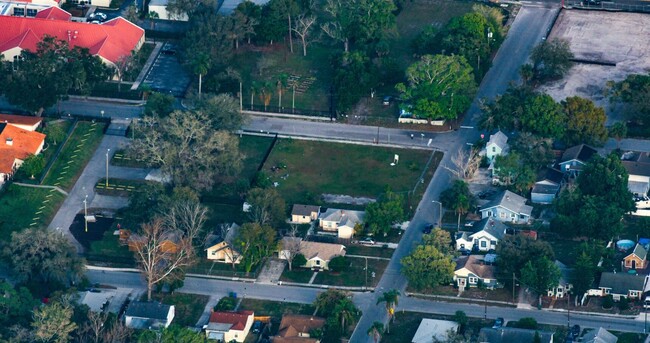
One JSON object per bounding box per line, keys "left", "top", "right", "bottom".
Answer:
{"left": 492, "top": 317, "right": 504, "bottom": 329}
{"left": 382, "top": 96, "right": 392, "bottom": 106}
{"left": 570, "top": 325, "right": 581, "bottom": 338}
{"left": 252, "top": 321, "right": 263, "bottom": 334}
{"left": 423, "top": 223, "right": 434, "bottom": 234}
{"left": 459, "top": 248, "right": 471, "bottom": 256}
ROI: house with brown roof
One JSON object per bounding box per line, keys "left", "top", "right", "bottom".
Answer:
{"left": 454, "top": 255, "right": 498, "bottom": 290}
{"left": 273, "top": 314, "right": 326, "bottom": 343}
{"left": 0, "top": 114, "right": 42, "bottom": 131}
{"left": 291, "top": 204, "right": 321, "bottom": 224}
{"left": 205, "top": 310, "right": 254, "bottom": 342}
{"left": 0, "top": 119, "right": 46, "bottom": 187}
{"left": 623, "top": 243, "right": 648, "bottom": 271}
{"left": 279, "top": 238, "right": 346, "bottom": 270}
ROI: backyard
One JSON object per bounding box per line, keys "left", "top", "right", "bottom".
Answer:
{"left": 150, "top": 292, "right": 210, "bottom": 327}
{"left": 0, "top": 185, "right": 66, "bottom": 240}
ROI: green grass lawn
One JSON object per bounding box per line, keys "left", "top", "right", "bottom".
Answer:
{"left": 110, "top": 149, "right": 148, "bottom": 168}
{"left": 151, "top": 292, "right": 209, "bottom": 327}
{"left": 313, "top": 257, "right": 388, "bottom": 287}
{"left": 237, "top": 298, "right": 315, "bottom": 335}
{"left": 279, "top": 268, "right": 314, "bottom": 283}
{"left": 346, "top": 245, "right": 394, "bottom": 258}
{"left": 95, "top": 178, "right": 155, "bottom": 197}
{"left": 42, "top": 121, "right": 105, "bottom": 191}
{"left": 86, "top": 229, "right": 134, "bottom": 267}
{"left": 187, "top": 259, "right": 258, "bottom": 278}
{"left": 381, "top": 311, "right": 493, "bottom": 343}
{"left": 0, "top": 184, "right": 66, "bottom": 239}
{"left": 264, "top": 139, "right": 438, "bottom": 205}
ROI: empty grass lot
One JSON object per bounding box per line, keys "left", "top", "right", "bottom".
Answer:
{"left": 313, "top": 257, "right": 389, "bottom": 287}
{"left": 0, "top": 185, "right": 65, "bottom": 240}
{"left": 346, "top": 245, "right": 395, "bottom": 259}
{"left": 42, "top": 121, "right": 105, "bottom": 191}
{"left": 280, "top": 268, "right": 315, "bottom": 284}
{"left": 264, "top": 139, "right": 439, "bottom": 205}
{"left": 87, "top": 230, "right": 134, "bottom": 267}
{"left": 150, "top": 293, "right": 209, "bottom": 327}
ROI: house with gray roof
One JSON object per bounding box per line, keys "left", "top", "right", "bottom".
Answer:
{"left": 548, "top": 260, "right": 572, "bottom": 298}
{"left": 484, "top": 130, "right": 508, "bottom": 163}
{"left": 531, "top": 168, "right": 564, "bottom": 204}
{"left": 581, "top": 327, "right": 618, "bottom": 343}
{"left": 478, "top": 327, "right": 553, "bottom": 343}
{"left": 125, "top": 301, "right": 174, "bottom": 330}
{"left": 290, "top": 204, "right": 320, "bottom": 224}
{"left": 454, "top": 218, "right": 507, "bottom": 252}
{"left": 559, "top": 144, "right": 598, "bottom": 177}
{"left": 598, "top": 272, "right": 647, "bottom": 301}
{"left": 623, "top": 243, "right": 648, "bottom": 270}
{"left": 479, "top": 190, "right": 532, "bottom": 224}
{"left": 318, "top": 208, "right": 364, "bottom": 239}
{"left": 621, "top": 151, "right": 650, "bottom": 197}
{"left": 454, "top": 255, "right": 499, "bottom": 290}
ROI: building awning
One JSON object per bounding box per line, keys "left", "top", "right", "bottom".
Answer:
{"left": 629, "top": 181, "right": 649, "bottom": 196}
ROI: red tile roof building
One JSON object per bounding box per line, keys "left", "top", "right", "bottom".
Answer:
{"left": 0, "top": 15, "right": 144, "bottom": 66}
{"left": 0, "top": 118, "right": 46, "bottom": 185}
{"left": 206, "top": 310, "right": 255, "bottom": 343}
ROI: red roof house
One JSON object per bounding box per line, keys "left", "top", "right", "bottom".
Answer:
{"left": 0, "top": 15, "right": 144, "bottom": 65}
{"left": 0, "top": 121, "right": 46, "bottom": 183}
{"left": 34, "top": 7, "right": 72, "bottom": 21}
{"left": 206, "top": 310, "right": 255, "bottom": 343}
{"left": 0, "top": 113, "right": 43, "bottom": 131}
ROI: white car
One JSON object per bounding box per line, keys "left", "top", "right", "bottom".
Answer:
{"left": 89, "top": 12, "right": 107, "bottom": 21}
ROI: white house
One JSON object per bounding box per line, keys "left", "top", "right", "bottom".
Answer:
{"left": 531, "top": 168, "right": 564, "bottom": 204}
{"left": 479, "top": 190, "right": 532, "bottom": 224}
{"left": 484, "top": 130, "right": 508, "bottom": 163}
{"left": 558, "top": 144, "right": 598, "bottom": 178}
{"left": 206, "top": 310, "right": 254, "bottom": 342}
{"left": 279, "top": 238, "right": 346, "bottom": 270}
{"left": 318, "top": 208, "right": 364, "bottom": 239}
{"left": 581, "top": 328, "right": 618, "bottom": 343}
{"left": 290, "top": 204, "right": 320, "bottom": 224}
{"left": 454, "top": 255, "right": 499, "bottom": 290}
{"left": 125, "top": 302, "right": 174, "bottom": 330}
{"left": 547, "top": 260, "right": 572, "bottom": 298}
{"left": 621, "top": 151, "right": 650, "bottom": 197}
{"left": 470, "top": 219, "right": 507, "bottom": 252}
{"left": 597, "top": 272, "right": 647, "bottom": 301}
{"left": 411, "top": 319, "right": 459, "bottom": 343}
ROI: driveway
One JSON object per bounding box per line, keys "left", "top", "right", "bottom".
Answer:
{"left": 256, "top": 258, "right": 286, "bottom": 284}
{"left": 142, "top": 44, "right": 191, "bottom": 97}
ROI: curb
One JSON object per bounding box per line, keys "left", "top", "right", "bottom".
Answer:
{"left": 68, "top": 95, "right": 144, "bottom": 105}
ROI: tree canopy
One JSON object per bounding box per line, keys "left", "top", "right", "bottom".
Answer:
{"left": 440, "top": 180, "right": 474, "bottom": 229}
{"left": 496, "top": 235, "right": 554, "bottom": 279}
{"left": 520, "top": 256, "right": 560, "bottom": 307}
{"left": 529, "top": 38, "right": 574, "bottom": 83}
{"left": 401, "top": 245, "right": 455, "bottom": 290}
{"left": 235, "top": 222, "right": 277, "bottom": 273}
{"left": 562, "top": 96, "right": 608, "bottom": 146}
{"left": 364, "top": 190, "right": 405, "bottom": 236}
{"left": 607, "top": 73, "right": 650, "bottom": 123}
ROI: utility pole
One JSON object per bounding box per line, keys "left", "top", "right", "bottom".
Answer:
{"left": 105, "top": 148, "right": 110, "bottom": 188}
{"left": 512, "top": 273, "right": 516, "bottom": 305}
{"left": 567, "top": 293, "right": 570, "bottom": 329}
{"left": 83, "top": 195, "right": 88, "bottom": 233}
{"left": 365, "top": 257, "right": 368, "bottom": 290}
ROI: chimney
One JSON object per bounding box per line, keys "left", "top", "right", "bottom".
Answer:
{"left": 5, "top": 138, "right": 13, "bottom": 146}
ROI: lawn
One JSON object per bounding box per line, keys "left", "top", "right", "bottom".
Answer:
{"left": 0, "top": 184, "right": 66, "bottom": 239}
{"left": 110, "top": 149, "right": 148, "bottom": 168}
{"left": 264, "top": 139, "right": 439, "bottom": 205}
{"left": 313, "top": 257, "right": 388, "bottom": 287}
{"left": 346, "top": 245, "right": 394, "bottom": 259}
{"left": 42, "top": 121, "right": 105, "bottom": 191}
{"left": 150, "top": 292, "right": 210, "bottom": 327}
{"left": 381, "top": 311, "right": 493, "bottom": 343}
{"left": 237, "top": 298, "right": 315, "bottom": 336}
{"left": 187, "top": 259, "right": 259, "bottom": 278}
{"left": 86, "top": 229, "right": 134, "bottom": 267}
{"left": 279, "top": 268, "right": 315, "bottom": 284}
{"left": 95, "top": 178, "right": 155, "bottom": 197}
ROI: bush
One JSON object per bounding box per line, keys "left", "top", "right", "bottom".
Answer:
{"left": 293, "top": 254, "right": 307, "bottom": 268}
{"left": 328, "top": 256, "right": 349, "bottom": 273}
{"left": 602, "top": 295, "right": 614, "bottom": 309}
{"left": 214, "top": 296, "right": 237, "bottom": 311}
{"left": 513, "top": 317, "right": 538, "bottom": 329}
{"left": 618, "top": 296, "right": 629, "bottom": 311}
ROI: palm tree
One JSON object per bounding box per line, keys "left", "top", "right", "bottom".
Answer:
{"left": 276, "top": 73, "right": 288, "bottom": 110}
{"left": 367, "top": 321, "right": 384, "bottom": 343}
{"left": 191, "top": 53, "right": 210, "bottom": 98}
{"left": 376, "top": 289, "right": 400, "bottom": 334}
{"left": 334, "top": 299, "right": 358, "bottom": 334}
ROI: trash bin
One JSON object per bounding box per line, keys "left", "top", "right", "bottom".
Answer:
{"left": 229, "top": 292, "right": 237, "bottom": 299}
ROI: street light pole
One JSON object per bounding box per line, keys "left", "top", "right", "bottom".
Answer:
{"left": 432, "top": 200, "right": 443, "bottom": 227}
{"left": 100, "top": 110, "right": 104, "bottom": 118}
{"left": 84, "top": 195, "right": 88, "bottom": 233}
{"left": 105, "top": 149, "right": 110, "bottom": 188}
{"left": 365, "top": 257, "right": 368, "bottom": 290}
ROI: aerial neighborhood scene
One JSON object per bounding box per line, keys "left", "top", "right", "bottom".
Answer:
{"left": 4, "top": 0, "right": 650, "bottom": 341}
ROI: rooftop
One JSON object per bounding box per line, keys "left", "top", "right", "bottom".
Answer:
{"left": 0, "top": 113, "right": 42, "bottom": 128}
{"left": 581, "top": 327, "right": 618, "bottom": 343}
{"left": 481, "top": 190, "right": 533, "bottom": 216}
{"left": 487, "top": 130, "right": 508, "bottom": 150}
{"left": 455, "top": 255, "right": 496, "bottom": 279}
{"left": 208, "top": 310, "right": 254, "bottom": 331}
{"left": 471, "top": 218, "right": 507, "bottom": 240}
{"left": 598, "top": 272, "right": 647, "bottom": 294}
{"left": 291, "top": 204, "right": 320, "bottom": 216}
{"left": 478, "top": 327, "right": 553, "bottom": 343}
{"left": 276, "top": 314, "right": 326, "bottom": 338}
{"left": 0, "top": 122, "right": 46, "bottom": 174}
{"left": 125, "top": 301, "right": 173, "bottom": 320}
{"left": 282, "top": 238, "right": 346, "bottom": 262}
{"left": 561, "top": 144, "right": 598, "bottom": 164}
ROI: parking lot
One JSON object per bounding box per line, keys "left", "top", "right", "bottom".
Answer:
{"left": 143, "top": 43, "right": 191, "bottom": 97}
{"left": 541, "top": 10, "right": 650, "bottom": 123}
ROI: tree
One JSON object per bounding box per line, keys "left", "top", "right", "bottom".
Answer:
{"left": 562, "top": 96, "right": 608, "bottom": 146}
{"left": 440, "top": 180, "right": 474, "bottom": 230}
{"left": 160, "top": 325, "right": 205, "bottom": 343}
{"left": 43, "top": 123, "right": 66, "bottom": 146}
{"left": 163, "top": 199, "right": 208, "bottom": 248}
{"left": 132, "top": 218, "right": 197, "bottom": 301}
{"left": 496, "top": 235, "right": 554, "bottom": 278}
{"left": 314, "top": 289, "right": 348, "bottom": 317}
{"left": 267, "top": 0, "right": 300, "bottom": 52}
{"left": 364, "top": 190, "right": 405, "bottom": 236}
{"left": 114, "top": 53, "right": 135, "bottom": 92}
{"left": 332, "top": 51, "right": 378, "bottom": 111}
{"left": 235, "top": 222, "right": 277, "bottom": 273}
{"left": 609, "top": 122, "right": 627, "bottom": 149}
{"left": 281, "top": 225, "right": 302, "bottom": 271}
{"left": 246, "top": 187, "right": 286, "bottom": 227}
{"left": 0, "top": 282, "right": 38, "bottom": 330}
{"left": 187, "top": 92, "right": 245, "bottom": 131}
{"left": 571, "top": 251, "right": 595, "bottom": 304}
{"left": 520, "top": 93, "right": 565, "bottom": 138}
{"left": 444, "top": 147, "right": 481, "bottom": 180}
{"left": 234, "top": 0, "right": 261, "bottom": 44}
{"left": 618, "top": 296, "right": 629, "bottom": 311}
{"left": 3, "top": 228, "right": 84, "bottom": 288}
{"left": 144, "top": 92, "right": 175, "bottom": 117}
{"left": 165, "top": 0, "right": 213, "bottom": 20}
{"left": 530, "top": 39, "right": 574, "bottom": 83}
{"left": 453, "top": 310, "right": 468, "bottom": 331}
{"left": 520, "top": 256, "right": 561, "bottom": 308}
{"left": 32, "top": 301, "right": 77, "bottom": 343}
{"left": 333, "top": 298, "right": 359, "bottom": 334}
{"left": 396, "top": 54, "right": 477, "bottom": 121}
{"left": 401, "top": 245, "right": 455, "bottom": 290}
{"left": 376, "top": 289, "right": 400, "bottom": 334}
{"left": 79, "top": 311, "right": 108, "bottom": 343}
{"left": 422, "top": 228, "right": 453, "bottom": 255}
{"left": 493, "top": 152, "right": 536, "bottom": 194}
{"left": 129, "top": 110, "right": 243, "bottom": 192}
{"left": 125, "top": 4, "right": 138, "bottom": 22}
{"left": 293, "top": 253, "right": 307, "bottom": 268}
{"left": 512, "top": 317, "right": 538, "bottom": 329}
{"left": 182, "top": 11, "right": 235, "bottom": 72}
{"left": 510, "top": 132, "right": 554, "bottom": 170}
{"left": 189, "top": 52, "right": 211, "bottom": 98}
{"left": 607, "top": 74, "right": 650, "bottom": 123}
{"left": 329, "top": 256, "right": 349, "bottom": 273}
{"left": 367, "top": 321, "right": 384, "bottom": 343}
{"left": 20, "top": 154, "right": 45, "bottom": 179}
{"left": 291, "top": 14, "right": 317, "bottom": 56}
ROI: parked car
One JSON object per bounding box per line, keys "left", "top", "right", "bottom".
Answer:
{"left": 89, "top": 12, "right": 107, "bottom": 21}
{"left": 459, "top": 248, "right": 471, "bottom": 256}
{"left": 359, "top": 237, "right": 375, "bottom": 245}
{"left": 570, "top": 325, "right": 580, "bottom": 339}
{"left": 252, "top": 321, "right": 263, "bottom": 334}
{"left": 422, "top": 223, "right": 434, "bottom": 234}
{"left": 492, "top": 317, "right": 504, "bottom": 329}
{"left": 382, "top": 96, "right": 391, "bottom": 106}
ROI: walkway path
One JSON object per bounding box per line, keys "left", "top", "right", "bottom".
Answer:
{"left": 13, "top": 182, "right": 68, "bottom": 196}
{"left": 131, "top": 41, "right": 164, "bottom": 91}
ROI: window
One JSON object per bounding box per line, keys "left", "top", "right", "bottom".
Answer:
{"left": 511, "top": 213, "right": 516, "bottom": 218}
{"left": 490, "top": 240, "right": 497, "bottom": 246}
{"left": 13, "top": 7, "right": 24, "bottom": 16}
{"left": 26, "top": 8, "right": 37, "bottom": 16}
{"left": 492, "top": 147, "right": 496, "bottom": 152}
{"left": 487, "top": 211, "right": 492, "bottom": 217}
{"left": 520, "top": 214, "right": 526, "bottom": 219}
{"left": 500, "top": 212, "right": 506, "bottom": 218}
{"left": 481, "top": 241, "right": 487, "bottom": 248}
{"left": 316, "top": 260, "right": 320, "bottom": 265}
{"left": 630, "top": 291, "right": 638, "bottom": 297}
{"left": 469, "top": 277, "right": 478, "bottom": 284}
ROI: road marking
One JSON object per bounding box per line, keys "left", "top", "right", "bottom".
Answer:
{"left": 38, "top": 206, "right": 46, "bottom": 210}
{"left": 427, "top": 138, "right": 432, "bottom": 147}
{"left": 460, "top": 126, "right": 474, "bottom": 129}
{"left": 466, "top": 143, "right": 474, "bottom": 146}
{"left": 30, "top": 222, "right": 37, "bottom": 226}
{"left": 35, "top": 211, "right": 42, "bottom": 215}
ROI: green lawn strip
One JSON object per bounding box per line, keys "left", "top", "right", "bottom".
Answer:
{"left": 279, "top": 268, "right": 314, "bottom": 284}
{"left": 95, "top": 178, "right": 155, "bottom": 197}
{"left": 42, "top": 121, "right": 105, "bottom": 191}
{"left": 187, "top": 259, "right": 257, "bottom": 278}
{"left": 381, "top": 312, "right": 493, "bottom": 343}
{"left": 313, "top": 257, "right": 388, "bottom": 287}
{"left": 237, "top": 298, "right": 315, "bottom": 335}
{"left": 86, "top": 229, "right": 135, "bottom": 267}
{"left": 150, "top": 292, "right": 209, "bottom": 327}
{"left": 346, "top": 245, "right": 394, "bottom": 259}
{"left": 0, "top": 184, "right": 66, "bottom": 240}
{"left": 110, "top": 149, "right": 149, "bottom": 168}
{"left": 264, "top": 139, "right": 436, "bottom": 205}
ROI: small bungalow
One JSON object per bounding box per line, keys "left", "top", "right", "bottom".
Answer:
{"left": 273, "top": 314, "right": 326, "bottom": 343}
{"left": 411, "top": 319, "right": 459, "bottom": 343}
{"left": 484, "top": 130, "right": 508, "bottom": 163}
{"left": 623, "top": 243, "right": 648, "bottom": 270}
{"left": 455, "top": 219, "right": 507, "bottom": 252}
{"left": 291, "top": 204, "right": 321, "bottom": 224}
{"left": 479, "top": 190, "right": 532, "bottom": 224}
{"left": 454, "top": 255, "right": 498, "bottom": 290}
{"left": 478, "top": 327, "right": 553, "bottom": 343}
{"left": 126, "top": 231, "right": 179, "bottom": 254}
{"left": 531, "top": 168, "right": 564, "bottom": 204}
{"left": 205, "top": 223, "right": 242, "bottom": 264}
{"left": 621, "top": 151, "right": 650, "bottom": 197}
{"left": 597, "top": 272, "right": 647, "bottom": 301}
{"left": 205, "top": 310, "right": 254, "bottom": 342}
{"left": 558, "top": 144, "right": 598, "bottom": 178}
{"left": 125, "top": 302, "right": 174, "bottom": 330}
{"left": 547, "top": 260, "right": 572, "bottom": 298}
{"left": 278, "top": 238, "right": 346, "bottom": 271}
{"left": 318, "top": 208, "right": 365, "bottom": 239}
{"left": 581, "top": 328, "right": 618, "bottom": 343}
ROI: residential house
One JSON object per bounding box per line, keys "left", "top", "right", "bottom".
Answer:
{"left": 0, "top": 15, "right": 144, "bottom": 68}
{"left": 279, "top": 238, "right": 346, "bottom": 270}
{"left": 273, "top": 314, "right": 326, "bottom": 343}
{"left": 455, "top": 219, "right": 507, "bottom": 252}
{"left": 531, "top": 168, "right": 564, "bottom": 204}
{"left": 411, "top": 319, "right": 459, "bottom": 343}
{"left": 454, "top": 231, "right": 473, "bottom": 252}
{"left": 558, "top": 144, "right": 598, "bottom": 177}
{"left": 623, "top": 243, "right": 648, "bottom": 270}
{"left": 454, "top": 255, "right": 499, "bottom": 290}
{"left": 0, "top": 0, "right": 63, "bottom": 16}
{"left": 318, "top": 208, "right": 365, "bottom": 239}
{"left": 621, "top": 151, "right": 650, "bottom": 197}
{"left": 126, "top": 230, "right": 179, "bottom": 254}
{"left": 291, "top": 204, "right": 320, "bottom": 224}
{"left": 484, "top": 130, "right": 508, "bottom": 163}
{"left": 597, "top": 272, "right": 647, "bottom": 301}
{"left": 479, "top": 190, "right": 532, "bottom": 224}
{"left": 205, "top": 223, "right": 242, "bottom": 264}
{"left": 0, "top": 114, "right": 42, "bottom": 131}
{"left": 478, "top": 327, "right": 554, "bottom": 343}
{"left": 547, "top": 260, "right": 572, "bottom": 298}
{"left": 205, "top": 310, "right": 254, "bottom": 342}
{"left": 0, "top": 120, "right": 46, "bottom": 187}
{"left": 581, "top": 328, "right": 618, "bottom": 343}
{"left": 124, "top": 302, "right": 174, "bottom": 330}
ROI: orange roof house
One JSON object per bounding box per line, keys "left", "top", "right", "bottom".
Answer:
{"left": 0, "top": 113, "right": 43, "bottom": 131}
{"left": 206, "top": 311, "right": 255, "bottom": 342}
{"left": 274, "top": 314, "right": 326, "bottom": 343}
{"left": 0, "top": 15, "right": 144, "bottom": 66}
{"left": 0, "top": 121, "right": 46, "bottom": 182}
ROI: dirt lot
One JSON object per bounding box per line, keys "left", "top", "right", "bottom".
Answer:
{"left": 542, "top": 10, "right": 650, "bottom": 123}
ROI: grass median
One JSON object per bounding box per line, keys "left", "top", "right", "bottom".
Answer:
{"left": 0, "top": 184, "right": 66, "bottom": 240}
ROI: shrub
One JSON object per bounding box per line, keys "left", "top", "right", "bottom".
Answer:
{"left": 293, "top": 254, "right": 307, "bottom": 268}
{"left": 513, "top": 317, "right": 538, "bottom": 329}
{"left": 214, "top": 296, "right": 237, "bottom": 311}
{"left": 602, "top": 295, "right": 614, "bottom": 309}
{"left": 328, "top": 256, "right": 349, "bottom": 273}
{"left": 618, "top": 296, "right": 629, "bottom": 311}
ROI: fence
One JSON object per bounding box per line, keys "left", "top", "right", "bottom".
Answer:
{"left": 38, "top": 118, "right": 78, "bottom": 185}
{"left": 243, "top": 104, "right": 333, "bottom": 119}
{"left": 564, "top": 1, "right": 650, "bottom": 13}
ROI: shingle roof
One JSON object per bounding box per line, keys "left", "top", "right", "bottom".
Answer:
{"left": 626, "top": 243, "right": 648, "bottom": 261}
{"left": 291, "top": 204, "right": 320, "bottom": 216}
{"left": 209, "top": 310, "right": 254, "bottom": 331}
{"left": 481, "top": 190, "right": 532, "bottom": 216}
{"left": 540, "top": 167, "right": 564, "bottom": 184}
{"left": 478, "top": 327, "right": 553, "bottom": 343}
{"left": 284, "top": 239, "right": 345, "bottom": 262}
{"left": 598, "top": 272, "right": 646, "bottom": 294}
{"left": 561, "top": 144, "right": 598, "bottom": 164}
{"left": 0, "top": 123, "right": 46, "bottom": 174}
{"left": 455, "top": 255, "right": 496, "bottom": 279}
{"left": 276, "top": 315, "right": 325, "bottom": 338}
{"left": 487, "top": 130, "right": 508, "bottom": 150}
{"left": 622, "top": 160, "right": 650, "bottom": 178}
{"left": 470, "top": 218, "right": 506, "bottom": 240}
{"left": 581, "top": 327, "right": 618, "bottom": 343}
{"left": 125, "top": 302, "right": 173, "bottom": 320}
{"left": 318, "top": 208, "right": 364, "bottom": 227}
{"left": 531, "top": 183, "right": 561, "bottom": 195}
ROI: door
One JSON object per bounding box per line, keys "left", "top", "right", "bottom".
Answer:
{"left": 632, "top": 260, "right": 637, "bottom": 269}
